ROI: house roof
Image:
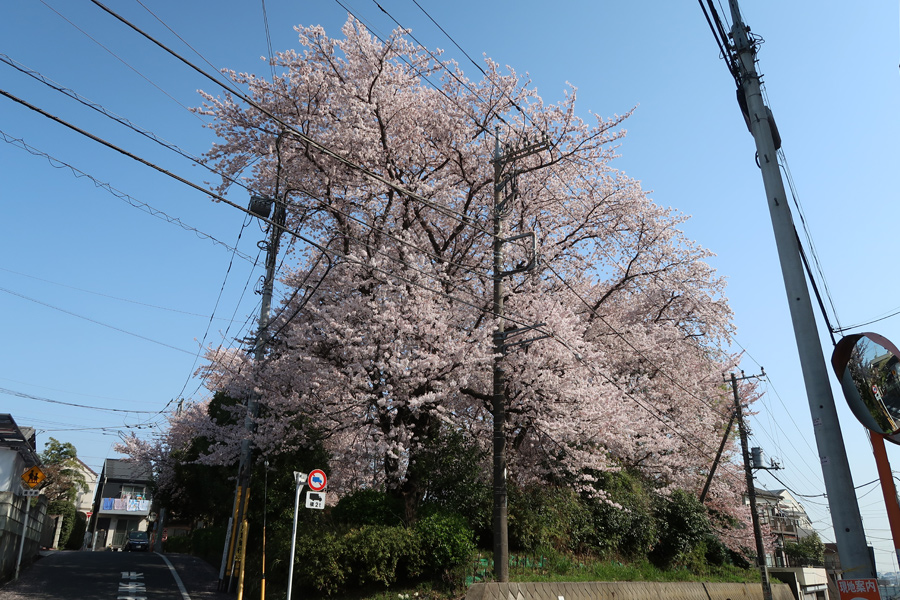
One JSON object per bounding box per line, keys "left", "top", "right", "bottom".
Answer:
{"left": 74, "top": 457, "right": 98, "bottom": 478}
{"left": 0, "top": 414, "right": 40, "bottom": 467}
{"left": 102, "top": 458, "right": 151, "bottom": 482}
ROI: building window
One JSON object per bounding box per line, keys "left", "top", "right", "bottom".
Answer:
{"left": 120, "top": 485, "right": 146, "bottom": 500}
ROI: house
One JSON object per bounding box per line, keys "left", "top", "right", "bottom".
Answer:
{"left": 0, "top": 414, "right": 47, "bottom": 580}
{"left": 752, "top": 488, "right": 829, "bottom": 600}
{"left": 73, "top": 458, "right": 98, "bottom": 517}
{"left": 88, "top": 458, "right": 153, "bottom": 550}
{"left": 46, "top": 457, "right": 98, "bottom": 550}
{"left": 0, "top": 414, "right": 40, "bottom": 492}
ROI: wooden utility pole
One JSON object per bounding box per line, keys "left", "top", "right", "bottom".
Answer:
{"left": 490, "top": 129, "right": 549, "bottom": 581}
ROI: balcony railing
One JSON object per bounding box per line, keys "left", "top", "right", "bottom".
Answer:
{"left": 99, "top": 497, "right": 151, "bottom": 514}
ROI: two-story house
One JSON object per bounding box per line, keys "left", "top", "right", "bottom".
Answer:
{"left": 88, "top": 458, "right": 153, "bottom": 550}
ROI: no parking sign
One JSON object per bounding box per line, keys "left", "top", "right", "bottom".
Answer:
{"left": 308, "top": 469, "right": 327, "bottom": 491}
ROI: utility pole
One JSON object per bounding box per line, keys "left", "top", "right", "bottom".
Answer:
{"left": 726, "top": 0, "right": 875, "bottom": 579}
{"left": 490, "top": 129, "right": 549, "bottom": 582}
{"left": 220, "top": 149, "right": 288, "bottom": 591}
{"left": 730, "top": 371, "right": 772, "bottom": 600}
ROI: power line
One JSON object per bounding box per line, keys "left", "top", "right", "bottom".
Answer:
{"left": 0, "top": 265, "right": 245, "bottom": 321}
{"left": 37, "top": 0, "right": 206, "bottom": 123}
{"left": 0, "top": 386, "right": 157, "bottom": 414}
{"left": 0, "top": 54, "right": 259, "bottom": 198}
{"left": 87, "top": 0, "right": 496, "bottom": 239}
{"left": 174, "top": 217, "right": 261, "bottom": 401}
{"left": 0, "top": 129, "right": 256, "bottom": 262}
{"left": 0, "top": 285, "right": 196, "bottom": 356}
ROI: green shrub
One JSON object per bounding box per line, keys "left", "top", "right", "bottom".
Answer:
{"left": 64, "top": 512, "right": 87, "bottom": 550}
{"left": 187, "top": 526, "right": 227, "bottom": 566}
{"left": 582, "top": 470, "right": 657, "bottom": 559}
{"left": 783, "top": 532, "right": 824, "bottom": 565}
{"left": 346, "top": 525, "right": 422, "bottom": 586}
{"left": 415, "top": 513, "right": 475, "bottom": 575}
{"left": 48, "top": 501, "right": 76, "bottom": 548}
{"left": 408, "top": 430, "right": 492, "bottom": 540}
{"left": 292, "top": 530, "right": 349, "bottom": 595}
{"left": 649, "top": 490, "right": 711, "bottom": 569}
{"left": 508, "top": 485, "right": 592, "bottom": 553}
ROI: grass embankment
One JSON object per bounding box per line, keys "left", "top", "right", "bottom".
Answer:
{"left": 347, "top": 551, "right": 760, "bottom": 600}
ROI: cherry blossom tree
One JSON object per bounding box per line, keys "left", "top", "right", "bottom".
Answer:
{"left": 129, "top": 16, "right": 758, "bottom": 551}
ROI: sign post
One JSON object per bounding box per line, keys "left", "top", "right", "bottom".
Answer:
{"left": 287, "top": 471, "right": 307, "bottom": 600}
{"left": 15, "top": 485, "right": 40, "bottom": 580}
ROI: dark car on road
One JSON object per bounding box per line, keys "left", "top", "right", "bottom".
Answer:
{"left": 123, "top": 530, "right": 150, "bottom": 552}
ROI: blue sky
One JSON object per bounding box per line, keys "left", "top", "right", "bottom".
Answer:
{"left": 2, "top": 0, "right": 899, "bottom": 571}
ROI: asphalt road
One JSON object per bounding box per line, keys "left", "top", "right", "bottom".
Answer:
{"left": 0, "top": 550, "right": 232, "bottom": 600}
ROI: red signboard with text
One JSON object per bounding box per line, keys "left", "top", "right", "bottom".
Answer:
{"left": 838, "top": 579, "right": 882, "bottom": 600}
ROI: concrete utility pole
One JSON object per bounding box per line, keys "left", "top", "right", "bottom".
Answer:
{"left": 220, "top": 144, "right": 289, "bottom": 591}
{"left": 223, "top": 195, "right": 286, "bottom": 592}
{"left": 490, "top": 129, "right": 549, "bottom": 582}
{"left": 727, "top": 0, "right": 874, "bottom": 579}
{"left": 730, "top": 372, "right": 772, "bottom": 600}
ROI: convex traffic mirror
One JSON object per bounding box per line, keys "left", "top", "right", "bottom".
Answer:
{"left": 832, "top": 332, "right": 900, "bottom": 436}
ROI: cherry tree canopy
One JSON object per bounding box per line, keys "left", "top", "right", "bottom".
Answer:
{"left": 122, "top": 17, "right": 757, "bottom": 550}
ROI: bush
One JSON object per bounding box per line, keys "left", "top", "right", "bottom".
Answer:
{"left": 64, "top": 512, "right": 87, "bottom": 550}
{"left": 48, "top": 501, "right": 76, "bottom": 549}
{"left": 157, "top": 526, "right": 225, "bottom": 563}
{"left": 649, "top": 490, "right": 711, "bottom": 569}
{"left": 783, "top": 532, "right": 825, "bottom": 565}
{"left": 163, "top": 534, "right": 192, "bottom": 554}
{"left": 346, "top": 525, "right": 422, "bottom": 586}
{"left": 415, "top": 513, "right": 475, "bottom": 575}
{"left": 508, "top": 485, "right": 592, "bottom": 553}
{"left": 408, "top": 430, "right": 492, "bottom": 540}
{"left": 292, "top": 530, "right": 349, "bottom": 595}
{"left": 585, "top": 471, "right": 657, "bottom": 558}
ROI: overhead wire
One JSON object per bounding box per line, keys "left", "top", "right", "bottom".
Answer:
{"left": 0, "top": 285, "right": 196, "bottom": 356}
{"left": 259, "top": 0, "right": 277, "bottom": 81}
{"left": 0, "top": 386, "right": 157, "bottom": 414}
{"left": 173, "top": 215, "right": 261, "bottom": 402}
{"left": 0, "top": 130, "right": 255, "bottom": 262}
{"left": 132, "top": 0, "right": 239, "bottom": 91}
{"left": 1, "top": 55, "right": 496, "bottom": 304}
{"left": 0, "top": 86, "right": 528, "bottom": 338}
{"left": 0, "top": 265, "right": 244, "bottom": 322}
{"left": 37, "top": 0, "right": 206, "bottom": 123}
{"left": 88, "top": 0, "right": 496, "bottom": 239}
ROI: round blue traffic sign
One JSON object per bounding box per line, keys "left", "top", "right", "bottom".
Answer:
{"left": 308, "top": 469, "right": 327, "bottom": 491}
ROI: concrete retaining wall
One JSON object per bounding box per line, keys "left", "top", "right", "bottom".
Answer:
{"left": 0, "top": 491, "right": 48, "bottom": 582}
{"left": 466, "top": 581, "right": 795, "bottom": 600}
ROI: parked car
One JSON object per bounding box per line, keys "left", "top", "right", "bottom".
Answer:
{"left": 123, "top": 531, "right": 150, "bottom": 552}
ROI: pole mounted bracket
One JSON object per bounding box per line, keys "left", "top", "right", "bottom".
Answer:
{"left": 497, "top": 232, "right": 537, "bottom": 277}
